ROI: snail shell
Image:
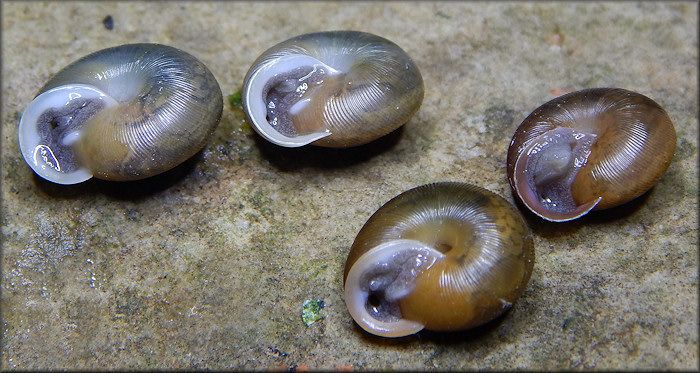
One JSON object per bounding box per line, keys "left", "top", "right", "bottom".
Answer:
{"left": 18, "top": 43, "right": 223, "bottom": 184}
{"left": 343, "top": 182, "right": 535, "bottom": 338}
{"left": 242, "top": 31, "right": 424, "bottom": 148}
{"left": 506, "top": 88, "right": 677, "bottom": 222}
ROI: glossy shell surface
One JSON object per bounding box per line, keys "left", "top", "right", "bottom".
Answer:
{"left": 343, "top": 182, "right": 535, "bottom": 337}
{"left": 18, "top": 43, "right": 223, "bottom": 184}
{"left": 506, "top": 88, "right": 677, "bottom": 222}
{"left": 242, "top": 31, "right": 424, "bottom": 148}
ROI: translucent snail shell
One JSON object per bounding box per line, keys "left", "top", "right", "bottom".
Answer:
{"left": 18, "top": 43, "right": 223, "bottom": 184}
{"left": 343, "top": 182, "right": 535, "bottom": 338}
{"left": 242, "top": 30, "right": 424, "bottom": 148}
{"left": 506, "top": 88, "right": 677, "bottom": 222}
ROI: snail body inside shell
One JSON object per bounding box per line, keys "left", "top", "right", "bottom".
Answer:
{"left": 18, "top": 43, "right": 223, "bottom": 184}
{"left": 243, "top": 31, "right": 424, "bottom": 148}
{"left": 343, "top": 182, "right": 535, "bottom": 338}
{"left": 506, "top": 88, "right": 677, "bottom": 222}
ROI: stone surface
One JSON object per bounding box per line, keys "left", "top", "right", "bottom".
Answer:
{"left": 1, "top": 1, "right": 697, "bottom": 370}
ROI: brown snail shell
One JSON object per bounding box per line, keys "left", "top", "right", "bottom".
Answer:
{"left": 506, "top": 88, "right": 677, "bottom": 222}
{"left": 242, "top": 31, "right": 424, "bottom": 148}
{"left": 18, "top": 43, "right": 223, "bottom": 184}
{"left": 343, "top": 182, "right": 535, "bottom": 337}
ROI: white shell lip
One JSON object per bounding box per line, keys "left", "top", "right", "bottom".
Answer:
{"left": 344, "top": 239, "right": 444, "bottom": 338}
{"left": 243, "top": 54, "right": 333, "bottom": 147}
{"left": 18, "top": 84, "right": 118, "bottom": 185}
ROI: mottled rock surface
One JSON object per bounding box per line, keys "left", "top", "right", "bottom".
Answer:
{"left": 2, "top": 2, "right": 697, "bottom": 370}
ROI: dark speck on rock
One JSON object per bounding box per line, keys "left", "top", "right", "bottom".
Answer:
{"left": 103, "top": 15, "right": 114, "bottom": 30}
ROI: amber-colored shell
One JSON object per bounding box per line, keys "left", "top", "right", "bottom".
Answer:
{"left": 18, "top": 43, "right": 223, "bottom": 184}
{"left": 242, "top": 31, "right": 424, "bottom": 148}
{"left": 506, "top": 88, "right": 676, "bottom": 222}
{"left": 343, "top": 182, "right": 534, "bottom": 337}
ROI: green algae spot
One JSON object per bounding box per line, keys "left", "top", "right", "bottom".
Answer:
{"left": 673, "top": 137, "right": 696, "bottom": 162}
{"left": 435, "top": 11, "right": 451, "bottom": 19}
{"left": 301, "top": 299, "right": 325, "bottom": 326}
{"left": 228, "top": 90, "right": 243, "bottom": 108}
